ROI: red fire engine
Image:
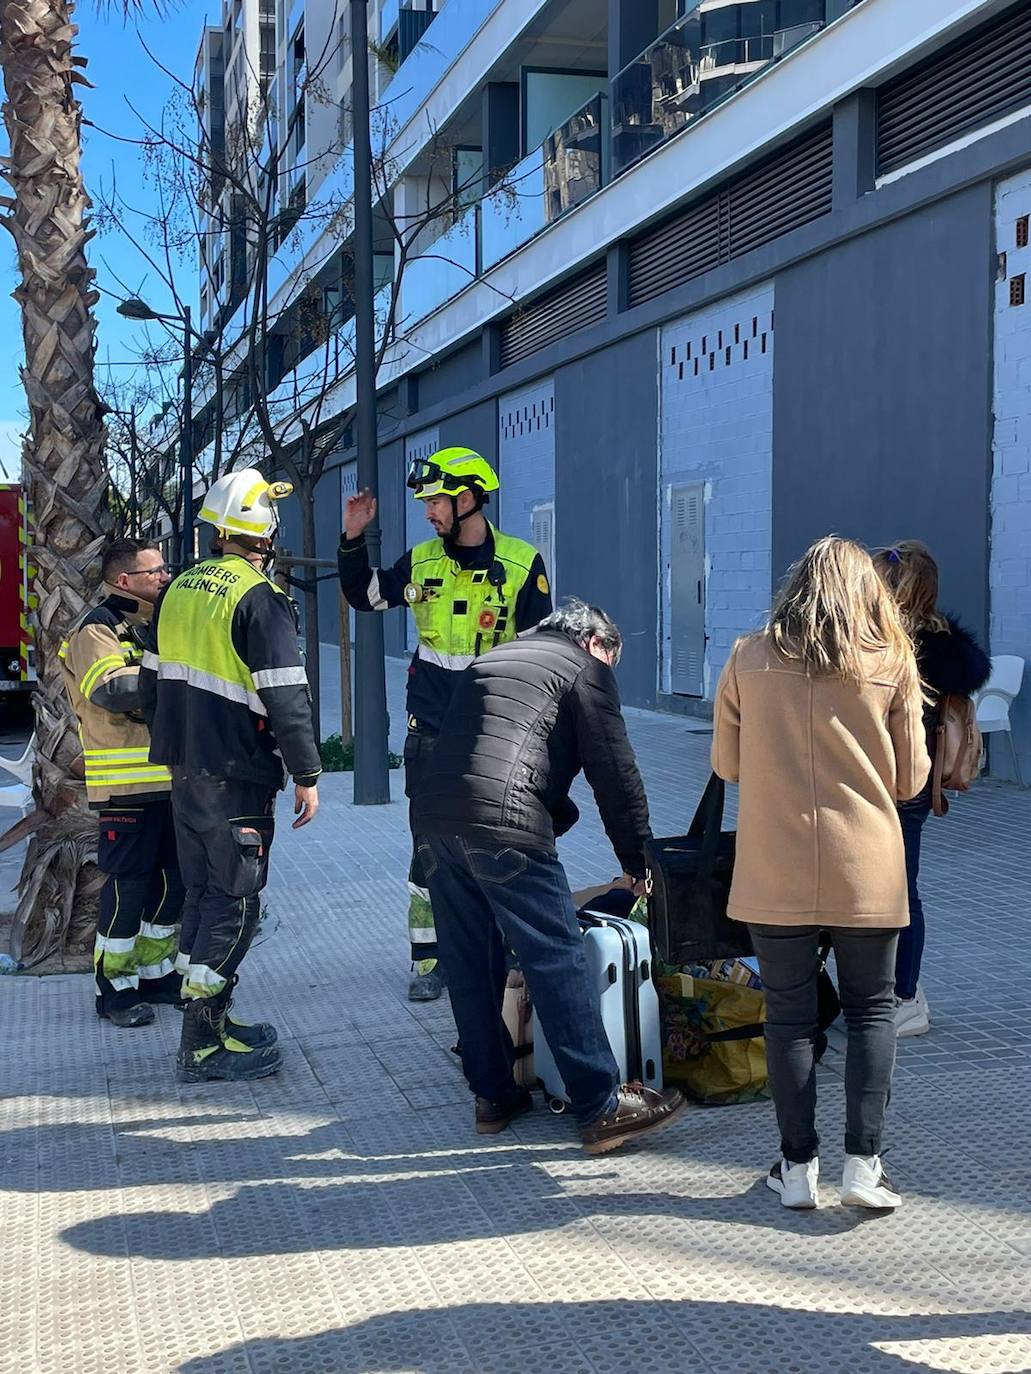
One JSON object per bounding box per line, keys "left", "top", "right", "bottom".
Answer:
{"left": 0, "top": 484, "right": 36, "bottom": 696}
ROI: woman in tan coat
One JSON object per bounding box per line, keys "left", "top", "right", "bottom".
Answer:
{"left": 712, "top": 537, "right": 929, "bottom": 1212}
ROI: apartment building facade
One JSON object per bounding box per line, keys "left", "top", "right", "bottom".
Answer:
{"left": 190, "top": 0, "right": 1031, "bottom": 780}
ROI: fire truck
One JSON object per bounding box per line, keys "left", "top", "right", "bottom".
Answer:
{"left": 0, "top": 483, "right": 36, "bottom": 697}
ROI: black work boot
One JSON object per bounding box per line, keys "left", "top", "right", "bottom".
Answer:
{"left": 176, "top": 991, "right": 282, "bottom": 1083}
{"left": 219, "top": 974, "right": 277, "bottom": 1049}
{"left": 96, "top": 977, "right": 155, "bottom": 1029}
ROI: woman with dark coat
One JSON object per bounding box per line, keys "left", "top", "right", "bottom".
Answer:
{"left": 874, "top": 541, "right": 991, "bottom": 1037}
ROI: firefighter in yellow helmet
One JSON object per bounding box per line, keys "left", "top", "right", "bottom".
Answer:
{"left": 339, "top": 447, "right": 553, "bottom": 1000}
{"left": 140, "top": 468, "right": 321, "bottom": 1082}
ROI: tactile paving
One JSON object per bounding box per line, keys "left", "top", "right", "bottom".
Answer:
{"left": 2, "top": 658, "right": 1029, "bottom": 1373}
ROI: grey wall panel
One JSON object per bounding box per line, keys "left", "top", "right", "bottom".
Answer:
{"left": 376, "top": 436, "right": 408, "bottom": 657}
{"left": 498, "top": 380, "right": 555, "bottom": 577}
{"left": 315, "top": 465, "right": 342, "bottom": 640}
{"left": 439, "top": 398, "right": 498, "bottom": 467}
{"left": 772, "top": 184, "right": 994, "bottom": 635}
{"left": 404, "top": 427, "right": 440, "bottom": 652}
{"left": 416, "top": 341, "right": 485, "bottom": 412}
{"left": 554, "top": 332, "right": 659, "bottom": 708}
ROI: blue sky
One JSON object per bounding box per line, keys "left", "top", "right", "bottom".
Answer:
{"left": 0, "top": 0, "right": 212, "bottom": 476}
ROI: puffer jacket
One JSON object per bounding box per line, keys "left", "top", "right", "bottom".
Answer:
{"left": 412, "top": 630, "right": 652, "bottom": 877}
{"left": 917, "top": 615, "right": 991, "bottom": 749}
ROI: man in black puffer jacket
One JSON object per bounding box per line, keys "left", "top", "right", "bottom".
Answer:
{"left": 412, "top": 599, "right": 684, "bottom": 1154}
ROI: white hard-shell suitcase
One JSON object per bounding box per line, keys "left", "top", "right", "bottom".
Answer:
{"left": 534, "top": 912, "right": 663, "bottom": 1113}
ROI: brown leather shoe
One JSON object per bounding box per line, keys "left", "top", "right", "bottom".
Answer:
{"left": 581, "top": 1083, "right": 685, "bottom": 1155}
{"left": 475, "top": 1088, "right": 533, "bottom": 1135}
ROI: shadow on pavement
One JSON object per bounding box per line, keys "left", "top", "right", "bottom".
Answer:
{"left": 172, "top": 1300, "right": 1031, "bottom": 1374}
{"left": 61, "top": 1172, "right": 876, "bottom": 1262}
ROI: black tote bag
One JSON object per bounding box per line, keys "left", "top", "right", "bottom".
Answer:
{"left": 644, "top": 772, "right": 751, "bottom": 967}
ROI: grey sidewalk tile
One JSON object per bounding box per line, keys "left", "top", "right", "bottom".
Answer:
{"left": 7, "top": 654, "right": 1031, "bottom": 1372}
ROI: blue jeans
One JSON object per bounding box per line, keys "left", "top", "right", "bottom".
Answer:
{"left": 895, "top": 797, "right": 932, "bottom": 1000}
{"left": 749, "top": 924, "right": 899, "bottom": 1162}
{"left": 422, "top": 835, "right": 620, "bottom": 1126}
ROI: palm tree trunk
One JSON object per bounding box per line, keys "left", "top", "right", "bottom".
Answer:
{"left": 0, "top": 0, "right": 110, "bottom": 960}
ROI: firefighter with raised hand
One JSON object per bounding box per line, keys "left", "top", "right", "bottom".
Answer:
{"left": 60, "top": 539, "right": 182, "bottom": 1028}
{"left": 339, "top": 447, "right": 553, "bottom": 1001}
{"left": 139, "top": 468, "right": 321, "bottom": 1083}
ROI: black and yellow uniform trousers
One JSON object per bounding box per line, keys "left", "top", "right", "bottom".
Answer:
{"left": 95, "top": 799, "right": 183, "bottom": 1016}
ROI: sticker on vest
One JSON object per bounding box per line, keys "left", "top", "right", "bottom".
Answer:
{"left": 404, "top": 583, "right": 425, "bottom": 605}
{"left": 478, "top": 608, "right": 497, "bottom": 632}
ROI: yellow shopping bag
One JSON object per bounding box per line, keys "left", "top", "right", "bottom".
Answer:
{"left": 657, "top": 972, "right": 769, "bottom": 1105}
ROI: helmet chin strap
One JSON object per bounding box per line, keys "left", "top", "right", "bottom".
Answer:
{"left": 443, "top": 488, "right": 485, "bottom": 552}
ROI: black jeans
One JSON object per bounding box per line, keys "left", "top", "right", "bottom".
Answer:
{"left": 423, "top": 834, "right": 620, "bottom": 1125}
{"left": 749, "top": 923, "right": 899, "bottom": 1162}
{"left": 171, "top": 771, "right": 276, "bottom": 1000}
{"left": 895, "top": 797, "right": 932, "bottom": 1000}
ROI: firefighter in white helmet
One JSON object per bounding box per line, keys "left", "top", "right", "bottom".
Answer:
{"left": 140, "top": 468, "right": 321, "bottom": 1082}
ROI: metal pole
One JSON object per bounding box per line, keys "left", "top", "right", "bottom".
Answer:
{"left": 350, "top": 0, "right": 390, "bottom": 805}
{"left": 128, "top": 405, "right": 139, "bottom": 536}
{"left": 181, "top": 305, "right": 195, "bottom": 570}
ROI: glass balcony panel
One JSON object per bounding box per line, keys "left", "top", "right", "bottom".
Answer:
{"left": 611, "top": 0, "right": 863, "bottom": 176}
{"left": 403, "top": 205, "right": 479, "bottom": 324}
{"left": 481, "top": 93, "right": 606, "bottom": 273}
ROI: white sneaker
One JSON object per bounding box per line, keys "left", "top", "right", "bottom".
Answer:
{"left": 841, "top": 1155, "right": 902, "bottom": 1209}
{"left": 766, "top": 1157, "right": 819, "bottom": 1209}
{"left": 894, "top": 995, "right": 930, "bottom": 1038}
{"left": 915, "top": 983, "right": 931, "bottom": 1019}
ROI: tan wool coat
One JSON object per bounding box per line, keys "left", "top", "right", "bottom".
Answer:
{"left": 711, "top": 633, "right": 931, "bottom": 929}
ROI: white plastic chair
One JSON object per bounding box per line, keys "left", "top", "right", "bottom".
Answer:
{"left": 0, "top": 733, "right": 34, "bottom": 787}
{"left": 976, "top": 656, "right": 1025, "bottom": 784}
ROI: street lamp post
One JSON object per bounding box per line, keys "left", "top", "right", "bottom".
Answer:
{"left": 180, "top": 305, "right": 194, "bottom": 570}
{"left": 117, "top": 295, "right": 197, "bottom": 571}
{"left": 350, "top": 0, "right": 390, "bottom": 805}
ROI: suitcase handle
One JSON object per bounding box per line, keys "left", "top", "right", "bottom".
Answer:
{"left": 686, "top": 772, "right": 727, "bottom": 877}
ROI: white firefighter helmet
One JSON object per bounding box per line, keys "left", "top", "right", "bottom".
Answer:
{"left": 197, "top": 468, "right": 294, "bottom": 540}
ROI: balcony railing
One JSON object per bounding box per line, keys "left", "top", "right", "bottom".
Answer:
{"left": 611, "top": 2, "right": 855, "bottom": 176}
{"left": 481, "top": 92, "right": 607, "bottom": 274}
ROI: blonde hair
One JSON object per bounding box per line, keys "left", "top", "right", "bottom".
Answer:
{"left": 768, "top": 536, "right": 919, "bottom": 691}
{"left": 872, "top": 540, "right": 948, "bottom": 634}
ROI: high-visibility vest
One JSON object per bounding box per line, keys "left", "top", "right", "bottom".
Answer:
{"left": 156, "top": 555, "right": 282, "bottom": 714}
{"left": 407, "top": 526, "right": 539, "bottom": 671}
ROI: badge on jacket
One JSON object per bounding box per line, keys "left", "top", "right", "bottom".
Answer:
{"left": 404, "top": 582, "right": 424, "bottom": 605}
{"left": 478, "top": 608, "right": 497, "bottom": 632}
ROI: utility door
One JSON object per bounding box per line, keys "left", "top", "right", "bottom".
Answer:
{"left": 670, "top": 483, "right": 705, "bottom": 696}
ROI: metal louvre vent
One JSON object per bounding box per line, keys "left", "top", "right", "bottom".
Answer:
{"left": 877, "top": 2, "right": 1031, "bottom": 176}
{"left": 499, "top": 261, "right": 607, "bottom": 368}
{"left": 628, "top": 124, "right": 832, "bottom": 308}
